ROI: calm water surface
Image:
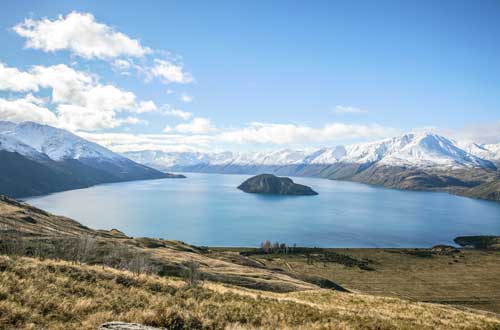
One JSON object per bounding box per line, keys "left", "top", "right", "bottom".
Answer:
{"left": 25, "top": 173, "right": 500, "bottom": 247}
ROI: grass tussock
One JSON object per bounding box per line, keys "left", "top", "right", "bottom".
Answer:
{"left": 0, "top": 256, "right": 499, "bottom": 330}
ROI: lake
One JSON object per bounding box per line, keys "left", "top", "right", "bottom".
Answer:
{"left": 25, "top": 173, "right": 500, "bottom": 248}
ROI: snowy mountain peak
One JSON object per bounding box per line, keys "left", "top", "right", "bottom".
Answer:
{"left": 124, "top": 131, "right": 498, "bottom": 171}
{"left": 376, "top": 132, "right": 494, "bottom": 168}
{"left": 459, "top": 141, "right": 500, "bottom": 164}
{"left": 0, "top": 121, "right": 119, "bottom": 161}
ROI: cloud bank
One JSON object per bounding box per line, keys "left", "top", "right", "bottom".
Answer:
{"left": 13, "top": 12, "right": 150, "bottom": 59}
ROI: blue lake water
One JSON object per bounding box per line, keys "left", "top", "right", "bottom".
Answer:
{"left": 25, "top": 173, "right": 500, "bottom": 248}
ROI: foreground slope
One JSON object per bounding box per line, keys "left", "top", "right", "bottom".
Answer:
{"left": 1, "top": 256, "right": 499, "bottom": 330}
{"left": 0, "top": 121, "right": 182, "bottom": 197}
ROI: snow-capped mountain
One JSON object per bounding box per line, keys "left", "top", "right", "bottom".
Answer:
{"left": 374, "top": 133, "right": 493, "bottom": 168}
{"left": 125, "top": 132, "right": 497, "bottom": 171}
{"left": 0, "top": 121, "right": 118, "bottom": 161}
{"left": 0, "top": 134, "right": 48, "bottom": 161}
{"left": 124, "top": 132, "right": 500, "bottom": 201}
{"left": 0, "top": 121, "right": 177, "bottom": 197}
{"left": 460, "top": 142, "right": 500, "bottom": 165}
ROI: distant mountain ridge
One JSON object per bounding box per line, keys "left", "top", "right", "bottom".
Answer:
{"left": 124, "top": 132, "right": 500, "bottom": 201}
{"left": 0, "top": 121, "right": 182, "bottom": 197}
{"left": 125, "top": 133, "right": 498, "bottom": 170}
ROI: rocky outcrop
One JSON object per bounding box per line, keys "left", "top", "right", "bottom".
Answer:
{"left": 238, "top": 174, "right": 318, "bottom": 196}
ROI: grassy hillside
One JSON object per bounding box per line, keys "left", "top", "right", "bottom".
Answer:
{"left": 1, "top": 255, "right": 499, "bottom": 330}
{"left": 225, "top": 247, "right": 500, "bottom": 313}
{"left": 463, "top": 179, "right": 500, "bottom": 201}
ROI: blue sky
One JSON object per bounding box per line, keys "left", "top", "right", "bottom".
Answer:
{"left": 0, "top": 0, "right": 499, "bottom": 152}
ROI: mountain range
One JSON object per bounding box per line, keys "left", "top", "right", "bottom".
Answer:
{"left": 1, "top": 121, "right": 498, "bottom": 201}
{"left": 125, "top": 132, "right": 500, "bottom": 201}
{"left": 0, "top": 121, "right": 182, "bottom": 198}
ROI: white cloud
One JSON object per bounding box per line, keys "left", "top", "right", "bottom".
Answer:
{"left": 56, "top": 104, "right": 120, "bottom": 131}
{"left": 77, "top": 121, "right": 401, "bottom": 153}
{"left": 173, "top": 117, "right": 216, "bottom": 134}
{"left": 32, "top": 64, "right": 138, "bottom": 113}
{"left": 13, "top": 12, "right": 151, "bottom": 59}
{"left": 137, "top": 101, "right": 157, "bottom": 113}
{"left": 180, "top": 93, "right": 193, "bottom": 103}
{"left": 334, "top": 105, "right": 367, "bottom": 114}
{"left": 30, "top": 64, "right": 95, "bottom": 103}
{"left": 429, "top": 121, "right": 500, "bottom": 144}
{"left": 81, "top": 84, "right": 136, "bottom": 112}
{"left": 0, "top": 63, "right": 39, "bottom": 92}
{"left": 112, "top": 59, "right": 132, "bottom": 70}
{"left": 78, "top": 131, "right": 212, "bottom": 153}
{"left": 0, "top": 95, "right": 57, "bottom": 125}
{"left": 149, "top": 59, "right": 193, "bottom": 84}
{"left": 217, "top": 122, "right": 400, "bottom": 145}
{"left": 56, "top": 104, "right": 146, "bottom": 131}
{"left": 161, "top": 108, "right": 192, "bottom": 120}
{"left": 0, "top": 62, "right": 157, "bottom": 131}
{"left": 22, "top": 93, "right": 48, "bottom": 105}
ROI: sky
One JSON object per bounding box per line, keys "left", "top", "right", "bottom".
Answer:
{"left": 0, "top": 0, "right": 499, "bottom": 153}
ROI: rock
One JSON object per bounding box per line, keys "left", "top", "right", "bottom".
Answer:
{"left": 430, "top": 245, "right": 460, "bottom": 254}
{"left": 164, "top": 173, "right": 186, "bottom": 178}
{"left": 237, "top": 174, "right": 318, "bottom": 196}
{"left": 99, "top": 322, "right": 161, "bottom": 330}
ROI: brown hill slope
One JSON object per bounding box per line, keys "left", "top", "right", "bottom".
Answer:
{"left": 1, "top": 255, "right": 499, "bottom": 330}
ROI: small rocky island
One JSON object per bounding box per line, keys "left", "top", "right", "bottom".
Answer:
{"left": 238, "top": 174, "right": 318, "bottom": 196}
{"left": 164, "top": 172, "right": 186, "bottom": 178}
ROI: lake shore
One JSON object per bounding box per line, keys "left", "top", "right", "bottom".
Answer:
{"left": 2, "top": 194, "right": 500, "bottom": 317}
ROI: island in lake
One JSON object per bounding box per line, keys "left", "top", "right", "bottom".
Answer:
{"left": 237, "top": 174, "right": 318, "bottom": 196}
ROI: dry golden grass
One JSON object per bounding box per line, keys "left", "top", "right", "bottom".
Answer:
{"left": 0, "top": 255, "right": 499, "bottom": 330}
{"left": 245, "top": 248, "right": 500, "bottom": 313}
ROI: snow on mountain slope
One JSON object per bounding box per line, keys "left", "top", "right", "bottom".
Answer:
{"left": 125, "top": 150, "right": 217, "bottom": 168}
{"left": 0, "top": 134, "right": 48, "bottom": 161}
{"left": 305, "top": 146, "right": 347, "bottom": 164}
{"left": 460, "top": 142, "right": 500, "bottom": 163}
{"left": 0, "top": 121, "right": 119, "bottom": 161}
{"left": 124, "top": 132, "right": 497, "bottom": 170}
{"left": 0, "top": 121, "right": 170, "bottom": 197}
{"left": 376, "top": 133, "right": 494, "bottom": 168}
{"left": 226, "top": 149, "right": 308, "bottom": 166}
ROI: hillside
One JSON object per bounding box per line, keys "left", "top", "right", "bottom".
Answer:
{"left": 462, "top": 179, "right": 500, "bottom": 201}
{"left": 0, "top": 121, "right": 184, "bottom": 197}
{"left": 1, "top": 255, "right": 499, "bottom": 330}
